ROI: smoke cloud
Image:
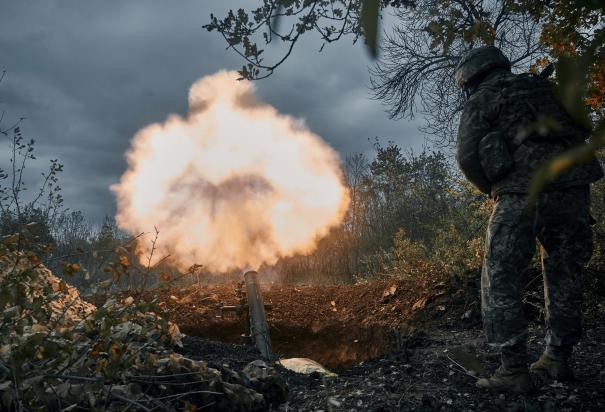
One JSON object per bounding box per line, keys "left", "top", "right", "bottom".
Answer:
{"left": 112, "top": 71, "right": 350, "bottom": 272}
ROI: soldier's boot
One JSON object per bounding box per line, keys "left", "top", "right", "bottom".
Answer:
{"left": 530, "top": 345, "right": 574, "bottom": 381}
{"left": 476, "top": 365, "right": 534, "bottom": 393}
{"left": 477, "top": 342, "right": 535, "bottom": 393}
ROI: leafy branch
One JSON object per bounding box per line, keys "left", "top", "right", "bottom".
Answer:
{"left": 528, "top": 9, "right": 605, "bottom": 202}
{"left": 204, "top": 0, "right": 409, "bottom": 80}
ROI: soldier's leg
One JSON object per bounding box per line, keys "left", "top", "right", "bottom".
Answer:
{"left": 482, "top": 194, "right": 536, "bottom": 368}
{"left": 537, "top": 186, "right": 593, "bottom": 357}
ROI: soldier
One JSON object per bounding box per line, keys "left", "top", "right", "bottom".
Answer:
{"left": 455, "top": 46, "right": 603, "bottom": 392}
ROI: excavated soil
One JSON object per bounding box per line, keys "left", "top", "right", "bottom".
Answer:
{"left": 90, "top": 272, "right": 475, "bottom": 370}
{"left": 87, "top": 267, "right": 605, "bottom": 410}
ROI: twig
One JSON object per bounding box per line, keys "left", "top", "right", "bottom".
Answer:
{"left": 146, "top": 390, "right": 223, "bottom": 402}
{"left": 128, "top": 379, "right": 211, "bottom": 387}
{"left": 127, "top": 371, "right": 204, "bottom": 380}
{"left": 44, "top": 374, "right": 101, "bottom": 383}
{"left": 200, "top": 402, "right": 217, "bottom": 410}
{"left": 445, "top": 354, "right": 478, "bottom": 379}
{"left": 110, "top": 392, "right": 152, "bottom": 412}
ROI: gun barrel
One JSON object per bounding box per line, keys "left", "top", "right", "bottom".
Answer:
{"left": 244, "top": 270, "right": 275, "bottom": 360}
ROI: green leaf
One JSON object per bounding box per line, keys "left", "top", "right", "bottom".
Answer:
{"left": 361, "top": 0, "right": 381, "bottom": 58}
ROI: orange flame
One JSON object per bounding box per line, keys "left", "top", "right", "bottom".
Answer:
{"left": 111, "top": 71, "right": 350, "bottom": 272}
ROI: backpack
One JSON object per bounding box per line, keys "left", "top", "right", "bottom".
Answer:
{"left": 497, "top": 73, "right": 589, "bottom": 147}
{"left": 478, "top": 73, "right": 590, "bottom": 182}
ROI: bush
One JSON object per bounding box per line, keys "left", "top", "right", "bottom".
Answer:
{"left": 0, "top": 243, "right": 272, "bottom": 410}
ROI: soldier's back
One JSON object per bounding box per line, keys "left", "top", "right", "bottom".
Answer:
{"left": 477, "top": 72, "right": 603, "bottom": 195}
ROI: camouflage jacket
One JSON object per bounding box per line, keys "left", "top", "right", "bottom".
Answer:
{"left": 456, "top": 70, "right": 604, "bottom": 196}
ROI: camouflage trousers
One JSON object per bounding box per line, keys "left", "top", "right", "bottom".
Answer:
{"left": 482, "top": 186, "right": 593, "bottom": 354}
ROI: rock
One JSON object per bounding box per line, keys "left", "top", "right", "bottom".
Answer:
{"left": 243, "top": 360, "right": 271, "bottom": 380}
{"left": 242, "top": 360, "right": 288, "bottom": 406}
{"left": 279, "top": 358, "right": 337, "bottom": 377}
{"left": 327, "top": 397, "right": 342, "bottom": 407}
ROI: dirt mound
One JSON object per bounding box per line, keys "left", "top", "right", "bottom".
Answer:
{"left": 83, "top": 265, "right": 605, "bottom": 410}
{"left": 81, "top": 260, "right": 605, "bottom": 411}
{"left": 89, "top": 272, "right": 483, "bottom": 369}
{"left": 89, "top": 264, "right": 605, "bottom": 372}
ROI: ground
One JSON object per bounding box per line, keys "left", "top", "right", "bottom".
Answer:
{"left": 89, "top": 268, "right": 605, "bottom": 411}
{"left": 179, "top": 325, "right": 605, "bottom": 411}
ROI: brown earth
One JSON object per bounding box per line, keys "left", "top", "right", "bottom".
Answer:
{"left": 87, "top": 270, "right": 481, "bottom": 370}
{"left": 87, "top": 267, "right": 605, "bottom": 411}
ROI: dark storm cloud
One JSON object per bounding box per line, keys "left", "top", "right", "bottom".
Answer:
{"left": 0, "top": 0, "right": 425, "bottom": 223}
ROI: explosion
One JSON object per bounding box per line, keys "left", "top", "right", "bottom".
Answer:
{"left": 112, "top": 71, "right": 349, "bottom": 272}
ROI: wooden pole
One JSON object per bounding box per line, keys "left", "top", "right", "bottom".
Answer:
{"left": 244, "top": 270, "right": 275, "bottom": 360}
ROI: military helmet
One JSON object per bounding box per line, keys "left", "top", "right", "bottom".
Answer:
{"left": 455, "top": 46, "right": 511, "bottom": 89}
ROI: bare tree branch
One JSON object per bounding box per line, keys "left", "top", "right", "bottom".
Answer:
{"left": 370, "top": 0, "right": 545, "bottom": 145}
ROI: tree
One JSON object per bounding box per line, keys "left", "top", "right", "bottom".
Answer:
{"left": 367, "top": 143, "right": 456, "bottom": 247}
{"left": 206, "top": 1, "right": 545, "bottom": 142}
{"left": 206, "top": 1, "right": 603, "bottom": 143}
{"left": 204, "top": 1, "right": 414, "bottom": 80}
{"left": 513, "top": 0, "right": 605, "bottom": 117}
{"left": 207, "top": 1, "right": 604, "bottom": 199}
{"left": 371, "top": 0, "right": 544, "bottom": 144}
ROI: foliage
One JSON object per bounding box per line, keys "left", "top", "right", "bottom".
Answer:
{"left": 378, "top": 163, "right": 489, "bottom": 280}
{"left": 206, "top": 1, "right": 604, "bottom": 154}
{"left": 49, "top": 220, "right": 184, "bottom": 294}
{"left": 390, "top": 224, "right": 484, "bottom": 282}
{"left": 372, "top": 0, "right": 544, "bottom": 143}
{"left": 206, "top": 1, "right": 547, "bottom": 143}
{"left": 0, "top": 125, "right": 65, "bottom": 250}
{"left": 204, "top": 1, "right": 414, "bottom": 80}
{"left": 0, "top": 242, "right": 273, "bottom": 410}
{"left": 513, "top": 0, "right": 605, "bottom": 116}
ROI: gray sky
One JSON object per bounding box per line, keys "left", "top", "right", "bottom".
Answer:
{"left": 0, "top": 0, "right": 426, "bottom": 223}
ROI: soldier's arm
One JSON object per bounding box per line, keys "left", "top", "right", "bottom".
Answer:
{"left": 456, "top": 99, "right": 493, "bottom": 195}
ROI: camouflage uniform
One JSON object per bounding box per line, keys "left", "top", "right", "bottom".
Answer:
{"left": 455, "top": 46, "right": 604, "bottom": 367}
{"left": 483, "top": 187, "right": 593, "bottom": 360}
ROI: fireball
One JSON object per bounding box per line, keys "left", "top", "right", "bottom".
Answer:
{"left": 112, "top": 71, "right": 349, "bottom": 272}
